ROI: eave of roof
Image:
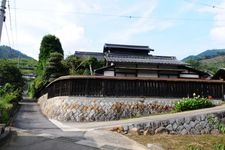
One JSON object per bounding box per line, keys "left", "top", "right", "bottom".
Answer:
{"left": 182, "top": 66, "right": 210, "bottom": 76}
{"left": 104, "top": 43, "right": 154, "bottom": 52}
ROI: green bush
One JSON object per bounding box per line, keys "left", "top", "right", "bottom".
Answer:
{"left": 0, "top": 110, "right": 10, "bottom": 123}
{"left": 175, "top": 96, "right": 213, "bottom": 112}
{"left": 27, "top": 76, "right": 46, "bottom": 98}
{"left": 0, "top": 83, "right": 21, "bottom": 123}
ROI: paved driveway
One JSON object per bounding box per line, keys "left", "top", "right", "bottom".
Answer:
{"left": 0, "top": 102, "right": 146, "bottom": 150}
{"left": 0, "top": 102, "right": 99, "bottom": 150}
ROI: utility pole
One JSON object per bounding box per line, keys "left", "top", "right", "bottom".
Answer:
{"left": 0, "top": 0, "right": 6, "bottom": 42}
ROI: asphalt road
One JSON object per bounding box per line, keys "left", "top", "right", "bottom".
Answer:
{"left": 0, "top": 102, "right": 99, "bottom": 150}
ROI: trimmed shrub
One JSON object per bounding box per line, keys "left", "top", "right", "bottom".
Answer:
{"left": 175, "top": 96, "right": 213, "bottom": 112}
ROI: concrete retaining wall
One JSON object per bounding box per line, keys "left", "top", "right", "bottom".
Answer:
{"left": 38, "top": 95, "right": 175, "bottom": 122}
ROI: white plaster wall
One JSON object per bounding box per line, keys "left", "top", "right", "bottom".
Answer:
{"left": 104, "top": 71, "right": 114, "bottom": 76}
{"left": 180, "top": 74, "right": 199, "bottom": 78}
{"left": 138, "top": 71, "right": 158, "bottom": 78}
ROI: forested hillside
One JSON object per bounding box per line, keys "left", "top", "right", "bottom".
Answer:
{"left": 183, "top": 49, "right": 225, "bottom": 74}
{"left": 0, "top": 45, "right": 33, "bottom": 59}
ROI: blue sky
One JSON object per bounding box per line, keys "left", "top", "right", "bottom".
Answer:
{"left": 1, "top": 0, "right": 225, "bottom": 60}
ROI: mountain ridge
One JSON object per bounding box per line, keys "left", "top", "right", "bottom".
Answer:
{"left": 0, "top": 45, "right": 34, "bottom": 59}
{"left": 182, "top": 49, "right": 225, "bottom": 61}
{"left": 182, "top": 49, "right": 225, "bottom": 73}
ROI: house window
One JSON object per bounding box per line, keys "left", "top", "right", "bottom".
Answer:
{"left": 159, "top": 74, "right": 178, "bottom": 78}
{"left": 116, "top": 73, "right": 136, "bottom": 77}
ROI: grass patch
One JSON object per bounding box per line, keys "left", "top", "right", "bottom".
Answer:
{"left": 126, "top": 134, "right": 225, "bottom": 150}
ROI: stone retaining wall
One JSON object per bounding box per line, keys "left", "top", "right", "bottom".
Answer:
{"left": 119, "top": 111, "right": 225, "bottom": 135}
{"left": 38, "top": 95, "right": 175, "bottom": 122}
{"left": 38, "top": 95, "right": 225, "bottom": 134}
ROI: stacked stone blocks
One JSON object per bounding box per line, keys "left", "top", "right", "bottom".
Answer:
{"left": 38, "top": 95, "right": 174, "bottom": 122}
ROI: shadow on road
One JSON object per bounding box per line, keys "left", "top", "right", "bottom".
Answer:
{"left": 1, "top": 130, "right": 98, "bottom": 150}
{"left": 0, "top": 101, "right": 101, "bottom": 150}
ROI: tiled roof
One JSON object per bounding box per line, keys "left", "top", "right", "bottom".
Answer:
{"left": 105, "top": 54, "right": 186, "bottom": 65}
{"left": 74, "top": 51, "right": 104, "bottom": 61}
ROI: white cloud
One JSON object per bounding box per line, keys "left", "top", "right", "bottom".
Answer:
{"left": 1, "top": 0, "right": 216, "bottom": 60}
{"left": 104, "top": 0, "right": 158, "bottom": 43}
{"left": 1, "top": 0, "right": 101, "bottom": 59}
{"left": 197, "top": 0, "right": 225, "bottom": 46}
{"left": 54, "top": 23, "right": 85, "bottom": 56}
{"left": 105, "top": 0, "right": 197, "bottom": 44}
{"left": 211, "top": 26, "right": 225, "bottom": 44}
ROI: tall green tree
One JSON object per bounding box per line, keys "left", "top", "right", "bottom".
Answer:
{"left": 38, "top": 34, "right": 64, "bottom": 76}
{"left": 28, "top": 34, "right": 65, "bottom": 98}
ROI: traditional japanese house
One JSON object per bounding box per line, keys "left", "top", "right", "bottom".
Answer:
{"left": 94, "top": 43, "right": 210, "bottom": 79}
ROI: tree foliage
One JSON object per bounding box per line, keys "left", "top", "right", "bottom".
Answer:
{"left": 27, "top": 76, "right": 45, "bottom": 98}
{"left": 63, "top": 55, "right": 80, "bottom": 74}
{"left": 38, "top": 34, "right": 64, "bottom": 76}
{"left": 186, "top": 59, "right": 218, "bottom": 74}
{"left": 43, "top": 52, "right": 69, "bottom": 82}
{"left": 0, "top": 61, "right": 24, "bottom": 123}
{"left": 28, "top": 35, "right": 68, "bottom": 98}
{"left": 0, "top": 83, "right": 21, "bottom": 123}
{"left": 0, "top": 59, "right": 24, "bottom": 90}
{"left": 64, "top": 55, "right": 105, "bottom": 75}
{"left": 28, "top": 35, "right": 106, "bottom": 98}
{"left": 186, "top": 59, "right": 203, "bottom": 71}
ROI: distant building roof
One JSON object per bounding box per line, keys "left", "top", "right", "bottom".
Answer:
{"left": 74, "top": 51, "right": 104, "bottom": 61}
{"left": 103, "top": 43, "right": 154, "bottom": 53}
{"left": 105, "top": 54, "right": 186, "bottom": 65}
{"left": 182, "top": 66, "right": 211, "bottom": 77}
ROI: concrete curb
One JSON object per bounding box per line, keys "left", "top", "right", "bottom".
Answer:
{"left": 0, "top": 103, "right": 20, "bottom": 146}
{"left": 0, "top": 127, "right": 11, "bottom": 146}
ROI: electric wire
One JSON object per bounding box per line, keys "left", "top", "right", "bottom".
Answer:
{"left": 3, "top": 22, "right": 11, "bottom": 47}
{"left": 13, "top": 0, "right": 17, "bottom": 46}
{"left": 7, "top": 0, "right": 12, "bottom": 30}
{"left": 7, "top": 0, "right": 14, "bottom": 47}
{"left": 183, "top": 0, "right": 225, "bottom": 10}
{"left": 10, "top": 7, "right": 225, "bottom": 22}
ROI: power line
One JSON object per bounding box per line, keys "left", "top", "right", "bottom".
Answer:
{"left": 4, "top": 22, "right": 11, "bottom": 47}
{"left": 11, "top": 7, "right": 142, "bottom": 18}
{"left": 11, "top": 0, "right": 18, "bottom": 46}
{"left": 7, "top": 0, "right": 14, "bottom": 47}
{"left": 9, "top": 7, "right": 225, "bottom": 22}
{"left": 183, "top": 0, "right": 225, "bottom": 10}
{"left": 13, "top": 0, "right": 17, "bottom": 46}
{"left": 7, "top": 0, "right": 12, "bottom": 30}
